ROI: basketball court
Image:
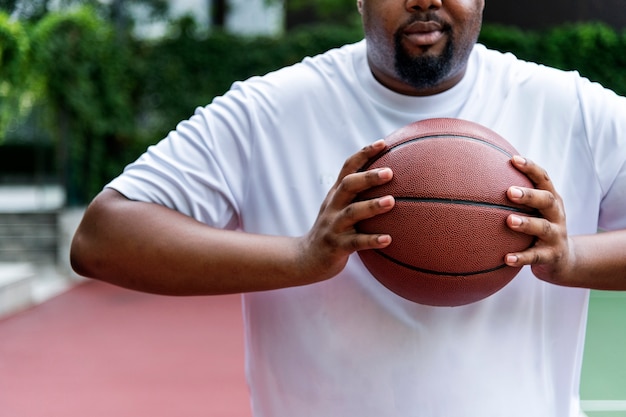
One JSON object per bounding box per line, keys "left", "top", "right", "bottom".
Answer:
{"left": 0, "top": 280, "right": 624, "bottom": 416}
{"left": 581, "top": 290, "right": 626, "bottom": 417}
{"left": 0, "top": 280, "right": 251, "bottom": 417}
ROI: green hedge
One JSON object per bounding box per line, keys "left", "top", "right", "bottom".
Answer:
{"left": 0, "top": 12, "right": 30, "bottom": 140}
{"left": 1, "top": 8, "right": 625, "bottom": 205}
{"left": 137, "top": 19, "right": 363, "bottom": 141}
{"left": 479, "top": 22, "right": 626, "bottom": 95}
{"left": 30, "top": 6, "right": 137, "bottom": 204}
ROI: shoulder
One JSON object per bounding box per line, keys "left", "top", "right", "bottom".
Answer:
{"left": 472, "top": 44, "right": 575, "bottom": 90}
{"left": 194, "top": 40, "right": 366, "bottom": 129}
{"left": 472, "top": 44, "right": 624, "bottom": 109}
{"left": 229, "top": 40, "right": 365, "bottom": 99}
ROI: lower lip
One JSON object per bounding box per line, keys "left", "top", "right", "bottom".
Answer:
{"left": 404, "top": 30, "right": 445, "bottom": 47}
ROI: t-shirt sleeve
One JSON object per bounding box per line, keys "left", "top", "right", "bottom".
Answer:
{"left": 106, "top": 82, "right": 256, "bottom": 230}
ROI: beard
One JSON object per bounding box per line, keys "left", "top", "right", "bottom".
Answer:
{"left": 393, "top": 29, "right": 456, "bottom": 90}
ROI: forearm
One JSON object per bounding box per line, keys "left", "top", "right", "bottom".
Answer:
{"left": 567, "top": 230, "right": 626, "bottom": 290}
{"left": 71, "top": 142, "right": 396, "bottom": 297}
{"left": 70, "top": 189, "right": 313, "bottom": 296}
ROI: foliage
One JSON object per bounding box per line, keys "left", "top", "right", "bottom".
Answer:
{"left": 287, "top": 0, "right": 354, "bottom": 16}
{"left": 540, "top": 23, "right": 626, "bottom": 96}
{"left": 285, "top": 0, "right": 360, "bottom": 27}
{"left": 30, "top": 6, "right": 136, "bottom": 204}
{"left": 0, "top": 0, "right": 169, "bottom": 25}
{"left": 0, "top": 12, "right": 30, "bottom": 142}
{"left": 0, "top": 0, "right": 51, "bottom": 22}
{"left": 137, "top": 18, "right": 363, "bottom": 141}
{"left": 477, "top": 24, "right": 540, "bottom": 61}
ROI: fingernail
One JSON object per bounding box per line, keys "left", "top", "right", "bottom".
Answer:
{"left": 509, "top": 187, "right": 523, "bottom": 199}
{"left": 377, "top": 235, "right": 392, "bottom": 245}
{"left": 378, "top": 168, "right": 392, "bottom": 180}
{"left": 509, "top": 215, "right": 523, "bottom": 226}
{"left": 512, "top": 155, "right": 527, "bottom": 165}
{"left": 379, "top": 195, "right": 394, "bottom": 207}
{"left": 506, "top": 255, "right": 518, "bottom": 264}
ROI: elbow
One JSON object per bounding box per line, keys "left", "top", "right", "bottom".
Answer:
{"left": 69, "top": 236, "right": 88, "bottom": 278}
{"left": 68, "top": 189, "right": 121, "bottom": 280}
{"left": 69, "top": 227, "right": 97, "bottom": 279}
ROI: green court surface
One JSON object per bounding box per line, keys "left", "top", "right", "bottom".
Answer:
{"left": 581, "top": 290, "right": 626, "bottom": 417}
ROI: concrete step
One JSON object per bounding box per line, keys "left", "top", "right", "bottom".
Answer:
{"left": 0, "top": 262, "right": 81, "bottom": 319}
{"left": 0, "top": 212, "right": 58, "bottom": 264}
{"left": 0, "top": 186, "right": 84, "bottom": 318}
{"left": 0, "top": 263, "right": 36, "bottom": 317}
{"left": 0, "top": 185, "right": 64, "bottom": 213}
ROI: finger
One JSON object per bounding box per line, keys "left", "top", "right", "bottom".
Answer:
{"left": 507, "top": 213, "right": 560, "bottom": 242}
{"left": 332, "top": 167, "right": 394, "bottom": 208}
{"left": 508, "top": 186, "right": 565, "bottom": 228}
{"left": 504, "top": 245, "right": 557, "bottom": 268}
{"left": 337, "top": 232, "right": 393, "bottom": 253}
{"left": 507, "top": 186, "right": 560, "bottom": 212}
{"left": 335, "top": 140, "right": 387, "bottom": 185}
{"left": 336, "top": 195, "right": 395, "bottom": 231}
{"left": 508, "top": 157, "right": 564, "bottom": 221}
{"left": 504, "top": 234, "right": 567, "bottom": 271}
{"left": 311, "top": 197, "right": 394, "bottom": 256}
{"left": 510, "top": 156, "right": 556, "bottom": 193}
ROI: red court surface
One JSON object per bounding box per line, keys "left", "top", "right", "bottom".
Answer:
{"left": 0, "top": 280, "right": 252, "bottom": 417}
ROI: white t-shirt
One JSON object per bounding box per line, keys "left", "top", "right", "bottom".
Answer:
{"left": 107, "top": 40, "right": 626, "bottom": 417}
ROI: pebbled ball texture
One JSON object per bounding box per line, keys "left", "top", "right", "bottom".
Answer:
{"left": 355, "top": 118, "right": 537, "bottom": 307}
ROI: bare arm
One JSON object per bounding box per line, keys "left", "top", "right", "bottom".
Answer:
{"left": 70, "top": 140, "right": 395, "bottom": 296}
{"left": 504, "top": 156, "right": 626, "bottom": 290}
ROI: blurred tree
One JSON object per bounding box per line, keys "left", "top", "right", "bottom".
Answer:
{"left": 284, "top": 0, "right": 359, "bottom": 29}
{"left": 1, "top": 1, "right": 359, "bottom": 34}
{"left": 103, "top": 0, "right": 169, "bottom": 34}
{"left": 31, "top": 6, "right": 136, "bottom": 204}
{"left": 0, "top": 0, "right": 50, "bottom": 21}
{"left": 0, "top": 11, "right": 30, "bottom": 143}
{"left": 211, "top": 0, "right": 227, "bottom": 28}
{"left": 0, "top": 0, "right": 169, "bottom": 31}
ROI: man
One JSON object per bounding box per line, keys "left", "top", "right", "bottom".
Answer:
{"left": 71, "top": 0, "right": 626, "bottom": 415}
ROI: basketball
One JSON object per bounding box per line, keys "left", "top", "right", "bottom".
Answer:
{"left": 355, "top": 118, "right": 537, "bottom": 307}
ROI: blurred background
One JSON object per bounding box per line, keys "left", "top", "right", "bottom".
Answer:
{"left": 0, "top": 0, "right": 625, "bottom": 415}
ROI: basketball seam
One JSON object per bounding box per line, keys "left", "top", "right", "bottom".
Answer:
{"left": 360, "top": 134, "right": 513, "bottom": 171}
{"left": 394, "top": 197, "right": 535, "bottom": 214}
{"left": 373, "top": 249, "right": 510, "bottom": 277}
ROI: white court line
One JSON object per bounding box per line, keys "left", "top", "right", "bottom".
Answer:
{"left": 581, "top": 400, "right": 626, "bottom": 411}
